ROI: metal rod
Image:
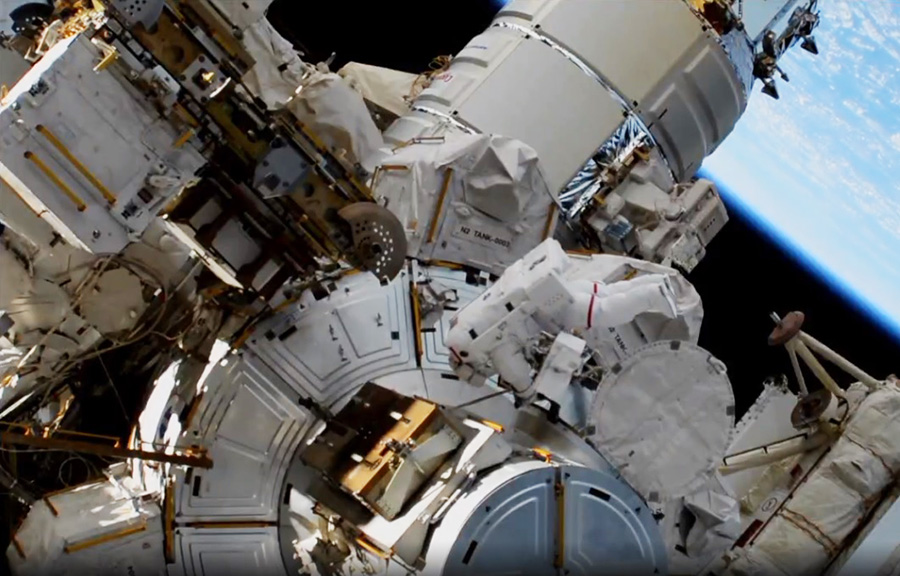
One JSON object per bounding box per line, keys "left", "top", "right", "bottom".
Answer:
{"left": 0, "top": 173, "right": 42, "bottom": 218}
{"left": 798, "top": 331, "right": 881, "bottom": 390}
{"left": 164, "top": 482, "right": 176, "bottom": 563}
{"left": 0, "top": 431, "right": 212, "bottom": 468}
{"left": 543, "top": 203, "right": 557, "bottom": 240}
{"left": 554, "top": 469, "right": 566, "bottom": 569}
{"left": 173, "top": 129, "right": 194, "bottom": 149}
{"left": 35, "top": 125, "right": 117, "bottom": 205}
{"left": 23, "top": 151, "right": 87, "bottom": 212}
{"left": 719, "top": 430, "right": 831, "bottom": 475}
{"left": 794, "top": 340, "right": 846, "bottom": 399}
{"left": 427, "top": 168, "right": 453, "bottom": 243}
{"left": 410, "top": 276, "right": 423, "bottom": 366}
{"left": 452, "top": 388, "right": 509, "bottom": 409}
{"left": 64, "top": 521, "right": 147, "bottom": 553}
{"left": 786, "top": 342, "right": 809, "bottom": 396}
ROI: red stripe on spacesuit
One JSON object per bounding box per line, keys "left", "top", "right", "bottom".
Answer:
{"left": 587, "top": 282, "right": 599, "bottom": 329}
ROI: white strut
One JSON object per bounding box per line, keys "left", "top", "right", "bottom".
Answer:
{"left": 768, "top": 311, "right": 882, "bottom": 401}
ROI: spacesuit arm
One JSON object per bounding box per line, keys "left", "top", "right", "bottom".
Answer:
{"left": 561, "top": 275, "right": 680, "bottom": 331}
{"left": 489, "top": 339, "right": 534, "bottom": 396}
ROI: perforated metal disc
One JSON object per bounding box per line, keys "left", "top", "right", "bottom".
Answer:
{"left": 588, "top": 340, "right": 735, "bottom": 501}
{"left": 108, "top": 0, "right": 165, "bottom": 27}
{"left": 436, "top": 464, "right": 667, "bottom": 576}
{"left": 338, "top": 202, "right": 407, "bottom": 281}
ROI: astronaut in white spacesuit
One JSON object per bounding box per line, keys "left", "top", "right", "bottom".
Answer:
{"left": 446, "top": 237, "right": 703, "bottom": 404}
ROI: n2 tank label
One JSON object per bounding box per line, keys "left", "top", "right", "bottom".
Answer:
{"left": 452, "top": 224, "right": 513, "bottom": 249}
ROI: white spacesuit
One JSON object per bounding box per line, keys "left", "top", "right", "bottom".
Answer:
{"left": 446, "top": 237, "right": 703, "bottom": 402}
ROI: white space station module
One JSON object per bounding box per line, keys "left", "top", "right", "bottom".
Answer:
{"left": 0, "top": 1, "right": 898, "bottom": 575}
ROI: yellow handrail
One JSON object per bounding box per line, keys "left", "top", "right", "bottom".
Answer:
{"left": 427, "top": 168, "right": 453, "bottom": 243}
{"left": 543, "top": 204, "right": 557, "bottom": 240}
{"left": 173, "top": 129, "right": 194, "bottom": 149}
{"left": 35, "top": 125, "right": 116, "bottom": 205}
{"left": 24, "top": 151, "right": 87, "bottom": 212}
{"left": 356, "top": 536, "right": 391, "bottom": 559}
{"left": 64, "top": 521, "right": 147, "bottom": 553}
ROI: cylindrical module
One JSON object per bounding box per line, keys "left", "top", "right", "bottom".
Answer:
{"left": 386, "top": 0, "right": 751, "bottom": 193}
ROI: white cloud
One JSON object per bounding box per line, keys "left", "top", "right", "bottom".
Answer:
{"left": 830, "top": 0, "right": 855, "bottom": 30}
{"left": 866, "top": 66, "right": 891, "bottom": 89}
{"left": 860, "top": 11, "right": 887, "bottom": 43}
{"left": 891, "top": 133, "right": 900, "bottom": 152}
{"left": 842, "top": 99, "right": 865, "bottom": 116}
{"left": 848, "top": 34, "right": 877, "bottom": 52}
